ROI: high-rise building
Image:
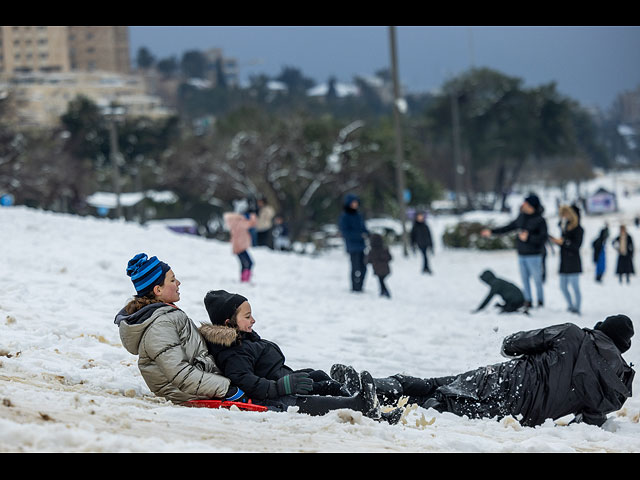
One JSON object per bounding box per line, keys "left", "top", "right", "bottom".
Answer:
{"left": 0, "top": 26, "right": 130, "bottom": 75}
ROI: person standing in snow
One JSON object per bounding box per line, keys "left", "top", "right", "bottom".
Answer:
{"left": 592, "top": 223, "right": 609, "bottom": 283}
{"left": 366, "top": 233, "right": 392, "bottom": 298}
{"left": 549, "top": 204, "right": 584, "bottom": 314}
{"left": 198, "top": 289, "right": 398, "bottom": 422}
{"left": 481, "top": 193, "right": 548, "bottom": 310}
{"left": 612, "top": 225, "right": 635, "bottom": 284}
{"left": 332, "top": 314, "right": 635, "bottom": 428}
{"left": 114, "top": 253, "right": 244, "bottom": 405}
{"left": 224, "top": 210, "right": 257, "bottom": 283}
{"left": 473, "top": 269, "right": 525, "bottom": 314}
{"left": 410, "top": 211, "right": 434, "bottom": 274}
{"left": 255, "top": 197, "right": 276, "bottom": 249}
{"left": 338, "top": 193, "right": 369, "bottom": 292}
{"left": 271, "top": 214, "right": 291, "bottom": 251}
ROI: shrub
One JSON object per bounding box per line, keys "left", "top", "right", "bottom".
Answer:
{"left": 442, "top": 221, "right": 514, "bottom": 250}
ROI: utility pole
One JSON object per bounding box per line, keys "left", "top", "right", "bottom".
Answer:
{"left": 105, "top": 105, "right": 125, "bottom": 219}
{"left": 388, "top": 26, "right": 409, "bottom": 256}
{"left": 450, "top": 90, "right": 463, "bottom": 213}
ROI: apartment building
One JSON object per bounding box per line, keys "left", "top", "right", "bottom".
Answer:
{"left": 0, "top": 26, "right": 130, "bottom": 75}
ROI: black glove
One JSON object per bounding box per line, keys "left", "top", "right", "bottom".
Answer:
{"left": 225, "top": 386, "right": 247, "bottom": 402}
{"left": 276, "top": 372, "right": 313, "bottom": 396}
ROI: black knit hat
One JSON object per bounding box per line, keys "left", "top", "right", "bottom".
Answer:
{"left": 524, "top": 194, "right": 541, "bottom": 210}
{"left": 204, "top": 290, "right": 248, "bottom": 326}
{"left": 594, "top": 314, "right": 634, "bottom": 353}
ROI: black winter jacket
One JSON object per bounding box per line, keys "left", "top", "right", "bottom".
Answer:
{"left": 491, "top": 209, "right": 548, "bottom": 256}
{"left": 559, "top": 224, "right": 584, "bottom": 274}
{"left": 367, "top": 235, "right": 392, "bottom": 277}
{"left": 410, "top": 221, "right": 433, "bottom": 250}
{"left": 199, "top": 324, "right": 295, "bottom": 400}
{"left": 435, "top": 323, "right": 634, "bottom": 427}
{"left": 476, "top": 270, "right": 524, "bottom": 311}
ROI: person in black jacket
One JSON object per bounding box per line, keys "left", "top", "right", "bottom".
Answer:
{"left": 410, "top": 212, "right": 434, "bottom": 274}
{"left": 550, "top": 204, "right": 584, "bottom": 314}
{"left": 613, "top": 225, "right": 635, "bottom": 284}
{"left": 592, "top": 223, "right": 609, "bottom": 282}
{"left": 473, "top": 270, "right": 525, "bottom": 313}
{"left": 366, "top": 233, "right": 392, "bottom": 297}
{"left": 332, "top": 314, "right": 634, "bottom": 428}
{"left": 481, "top": 193, "right": 548, "bottom": 309}
{"left": 198, "top": 289, "right": 400, "bottom": 422}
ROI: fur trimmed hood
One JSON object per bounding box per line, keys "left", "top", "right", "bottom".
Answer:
{"left": 199, "top": 323, "right": 238, "bottom": 347}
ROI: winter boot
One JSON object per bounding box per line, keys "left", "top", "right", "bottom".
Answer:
{"left": 330, "top": 364, "right": 361, "bottom": 396}
{"left": 241, "top": 269, "right": 251, "bottom": 282}
{"left": 373, "top": 376, "right": 404, "bottom": 405}
{"left": 293, "top": 370, "right": 380, "bottom": 420}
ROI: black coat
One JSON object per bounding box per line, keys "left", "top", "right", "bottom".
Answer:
{"left": 613, "top": 235, "right": 635, "bottom": 274}
{"left": 476, "top": 270, "right": 524, "bottom": 311}
{"left": 367, "top": 235, "right": 392, "bottom": 277}
{"left": 491, "top": 209, "right": 548, "bottom": 256}
{"left": 199, "top": 324, "right": 294, "bottom": 400}
{"left": 410, "top": 221, "right": 433, "bottom": 250}
{"left": 559, "top": 224, "right": 584, "bottom": 274}
{"left": 433, "top": 323, "right": 635, "bottom": 427}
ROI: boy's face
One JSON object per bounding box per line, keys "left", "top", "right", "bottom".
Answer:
{"left": 231, "top": 301, "right": 255, "bottom": 333}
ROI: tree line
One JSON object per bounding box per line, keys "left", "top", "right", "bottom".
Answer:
{"left": 0, "top": 47, "right": 632, "bottom": 243}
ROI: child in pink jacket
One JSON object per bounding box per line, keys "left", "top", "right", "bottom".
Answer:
{"left": 224, "top": 211, "right": 257, "bottom": 282}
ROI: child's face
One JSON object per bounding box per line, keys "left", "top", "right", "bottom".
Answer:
{"left": 231, "top": 301, "right": 255, "bottom": 333}
{"left": 154, "top": 269, "right": 181, "bottom": 304}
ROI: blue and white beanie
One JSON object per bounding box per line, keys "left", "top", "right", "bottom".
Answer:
{"left": 126, "top": 253, "right": 171, "bottom": 297}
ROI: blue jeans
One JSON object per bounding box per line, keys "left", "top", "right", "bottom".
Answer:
{"left": 237, "top": 251, "right": 253, "bottom": 271}
{"left": 560, "top": 274, "right": 581, "bottom": 313}
{"left": 518, "top": 254, "right": 544, "bottom": 304}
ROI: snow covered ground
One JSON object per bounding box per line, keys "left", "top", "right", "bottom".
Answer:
{"left": 1, "top": 172, "right": 640, "bottom": 453}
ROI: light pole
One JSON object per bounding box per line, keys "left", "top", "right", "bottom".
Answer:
{"left": 388, "top": 26, "right": 409, "bottom": 256}
{"left": 103, "top": 105, "right": 125, "bottom": 219}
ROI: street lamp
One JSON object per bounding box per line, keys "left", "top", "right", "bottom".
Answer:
{"left": 102, "top": 104, "right": 126, "bottom": 219}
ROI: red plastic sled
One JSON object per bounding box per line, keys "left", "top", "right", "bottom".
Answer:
{"left": 184, "top": 399, "right": 268, "bottom": 412}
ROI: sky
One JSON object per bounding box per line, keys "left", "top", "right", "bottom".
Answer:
{"left": 128, "top": 26, "right": 640, "bottom": 112}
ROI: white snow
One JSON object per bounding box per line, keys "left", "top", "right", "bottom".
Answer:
{"left": 1, "top": 171, "right": 640, "bottom": 453}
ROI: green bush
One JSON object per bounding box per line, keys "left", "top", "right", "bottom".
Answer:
{"left": 442, "top": 221, "right": 514, "bottom": 250}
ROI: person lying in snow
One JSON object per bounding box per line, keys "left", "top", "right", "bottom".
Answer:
{"left": 199, "top": 289, "right": 400, "bottom": 422}
{"left": 473, "top": 269, "right": 526, "bottom": 314}
{"left": 331, "top": 315, "right": 635, "bottom": 428}
{"left": 114, "top": 253, "right": 243, "bottom": 404}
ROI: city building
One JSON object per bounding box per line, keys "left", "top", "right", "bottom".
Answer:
{"left": 0, "top": 26, "right": 130, "bottom": 75}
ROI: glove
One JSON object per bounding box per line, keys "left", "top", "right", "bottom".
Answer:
{"left": 225, "top": 386, "right": 247, "bottom": 402}
{"left": 276, "top": 372, "right": 313, "bottom": 396}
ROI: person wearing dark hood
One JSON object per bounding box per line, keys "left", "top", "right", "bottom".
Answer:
{"left": 338, "top": 193, "right": 369, "bottom": 292}
{"left": 592, "top": 223, "right": 609, "bottom": 282}
{"left": 481, "top": 193, "right": 548, "bottom": 310}
{"left": 332, "top": 314, "right": 635, "bottom": 428}
{"left": 473, "top": 270, "right": 526, "bottom": 313}
{"left": 366, "top": 233, "right": 392, "bottom": 298}
{"left": 410, "top": 211, "right": 434, "bottom": 274}
{"left": 550, "top": 204, "right": 584, "bottom": 314}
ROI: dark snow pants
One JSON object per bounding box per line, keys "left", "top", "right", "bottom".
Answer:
{"left": 349, "top": 251, "right": 367, "bottom": 291}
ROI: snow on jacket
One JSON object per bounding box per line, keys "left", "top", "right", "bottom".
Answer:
{"left": 434, "top": 323, "right": 635, "bottom": 427}
{"left": 338, "top": 194, "right": 368, "bottom": 253}
{"left": 115, "top": 303, "right": 230, "bottom": 403}
{"left": 490, "top": 206, "right": 548, "bottom": 256}
{"left": 224, "top": 212, "right": 257, "bottom": 254}
{"left": 199, "top": 324, "right": 294, "bottom": 400}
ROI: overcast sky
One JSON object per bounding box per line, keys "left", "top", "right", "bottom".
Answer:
{"left": 129, "top": 26, "right": 640, "bottom": 111}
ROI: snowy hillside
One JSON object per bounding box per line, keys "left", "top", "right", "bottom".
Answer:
{"left": 1, "top": 172, "right": 640, "bottom": 452}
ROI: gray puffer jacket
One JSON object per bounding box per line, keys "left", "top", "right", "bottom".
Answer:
{"left": 115, "top": 302, "right": 230, "bottom": 403}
